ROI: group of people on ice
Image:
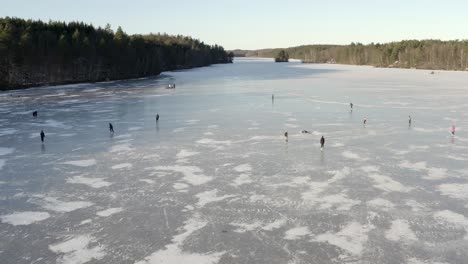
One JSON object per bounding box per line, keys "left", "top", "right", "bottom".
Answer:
{"left": 283, "top": 101, "right": 457, "bottom": 150}
{"left": 34, "top": 97, "right": 458, "bottom": 149}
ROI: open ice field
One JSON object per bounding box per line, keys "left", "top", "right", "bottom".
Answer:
{"left": 1, "top": 58, "right": 468, "bottom": 264}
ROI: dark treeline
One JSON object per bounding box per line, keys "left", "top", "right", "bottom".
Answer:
{"left": 0, "top": 17, "right": 232, "bottom": 90}
{"left": 235, "top": 40, "right": 468, "bottom": 71}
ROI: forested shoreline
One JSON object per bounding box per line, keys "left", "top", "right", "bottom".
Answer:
{"left": 233, "top": 40, "right": 468, "bottom": 71}
{"left": 0, "top": 17, "right": 232, "bottom": 90}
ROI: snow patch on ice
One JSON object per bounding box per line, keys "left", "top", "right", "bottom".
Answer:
{"left": 263, "top": 218, "right": 288, "bottom": 231}
{"left": 438, "top": 183, "right": 468, "bottom": 201}
{"left": 231, "top": 221, "right": 264, "bottom": 233}
{"left": 399, "top": 161, "right": 427, "bottom": 171}
{"left": 407, "top": 258, "right": 449, "bottom": 264}
{"left": 195, "top": 189, "right": 235, "bottom": 207}
{"left": 150, "top": 166, "right": 213, "bottom": 185}
{"left": 342, "top": 151, "right": 365, "bottom": 161}
{"left": 173, "top": 182, "right": 189, "bottom": 191}
{"left": 109, "top": 143, "right": 133, "bottom": 153}
{"left": 361, "top": 165, "right": 380, "bottom": 173}
{"left": 312, "top": 222, "right": 374, "bottom": 256}
{"left": 49, "top": 235, "right": 106, "bottom": 264}
{"left": 368, "top": 174, "right": 413, "bottom": 193}
{"left": 0, "top": 211, "right": 50, "bottom": 226}
{"left": 232, "top": 174, "right": 253, "bottom": 186}
{"left": 301, "top": 167, "right": 352, "bottom": 206}
{"left": 385, "top": 219, "right": 417, "bottom": 242}
{"left": 96, "top": 207, "right": 123, "bottom": 217}
{"left": 80, "top": 219, "right": 92, "bottom": 225}
{"left": 0, "top": 147, "right": 14, "bottom": 156}
{"left": 66, "top": 176, "right": 112, "bottom": 188}
{"left": 433, "top": 210, "right": 468, "bottom": 239}
{"left": 186, "top": 119, "right": 200, "bottom": 125}
{"left": 33, "top": 196, "right": 93, "bottom": 212}
{"left": 62, "top": 159, "right": 96, "bottom": 167}
{"left": 233, "top": 163, "right": 252, "bottom": 173}
{"left": 285, "top": 123, "right": 299, "bottom": 128}
{"left": 367, "top": 198, "right": 395, "bottom": 211}
{"left": 399, "top": 161, "right": 448, "bottom": 180}
{"left": 176, "top": 149, "right": 200, "bottom": 159}
{"left": 196, "top": 138, "right": 232, "bottom": 145}
{"left": 0, "top": 128, "right": 17, "bottom": 136}
{"left": 284, "top": 226, "right": 310, "bottom": 240}
{"left": 317, "top": 193, "right": 361, "bottom": 211}
{"left": 139, "top": 179, "right": 155, "bottom": 184}
{"left": 135, "top": 215, "right": 225, "bottom": 264}
{"left": 111, "top": 163, "right": 133, "bottom": 170}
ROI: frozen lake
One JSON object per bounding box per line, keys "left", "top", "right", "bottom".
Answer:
{"left": 1, "top": 58, "right": 468, "bottom": 264}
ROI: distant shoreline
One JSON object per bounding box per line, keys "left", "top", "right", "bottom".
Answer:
{"left": 235, "top": 56, "right": 468, "bottom": 73}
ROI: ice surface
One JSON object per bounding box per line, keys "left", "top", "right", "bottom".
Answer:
{"left": 2, "top": 58, "right": 468, "bottom": 263}
{"left": 0, "top": 147, "right": 14, "bottom": 156}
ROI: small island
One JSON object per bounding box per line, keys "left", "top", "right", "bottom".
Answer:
{"left": 275, "top": 50, "right": 289, "bottom": 62}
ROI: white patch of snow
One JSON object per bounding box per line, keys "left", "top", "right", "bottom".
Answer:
{"left": 176, "top": 150, "right": 200, "bottom": 159}
{"left": 96, "top": 208, "right": 123, "bottom": 217}
{"left": 233, "top": 164, "right": 252, "bottom": 173}
{"left": 195, "top": 189, "right": 235, "bottom": 207}
{"left": 232, "top": 174, "right": 253, "bottom": 186}
{"left": 66, "top": 176, "right": 112, "bottom": 188}
{"left": 62, "top": 159, "right": 96, "bottom": 167}
{"left": 438, "top": 183, "right": 468, "bottom": 201}
{"left": 49, "top": 235, "right": 106, "bottom": 264}
{"left": 135, "top": 215, "right": 225, "bottom": 264}
{"left": 0, "top": 211, "right": 50, "bottom": 226}
{"left": 367, "top": 198, "right": 395, "bottom": 211}
{"left": 111, "top": 163, "right": 133, "bottom": 170}
{"left": 284, "top": 226, "right": 310, "bottom": 240}
{"left": 109, "top": 143, "right": 133, "bottom": 153}
{"left": 385, "top": 219, "right": 417, "bottom": 242}
{"left": 342, "top": 151, "right": 365, "bottom": 161}
{"left": 312, "top": 222, "right": 374, "bottom": 256}
{"left": 33, "top": 196, "right": 93, "bottom": 212}
{"left": 139, "top": 179, "right": 155, "bottom": 184}
{"left": 368, "top": 174, "right": 413, "bottom": 193}
{"left": 0, "top": 147, "right": 14, "bottom": 156}
{"left": 150, "top": 165, "right": 213, "bottom": 185}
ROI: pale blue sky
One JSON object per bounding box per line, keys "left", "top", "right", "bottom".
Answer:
{"left": 1, "top": 0, "right": 468, "bottom": 50}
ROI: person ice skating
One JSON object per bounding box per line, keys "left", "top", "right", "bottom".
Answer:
{"left": 284, "top": 131, "right": 288, "bottom": 142}
{"left": 40, "top": 130, "right": 45, "bottom": 142}
{"left": 363, "top": 118, "right": 367, "bottom": 126}
{"left": 156, "top": 113, "right": 159, "bottom": 122}
{"left": 320, "top": 136, "right": 325, "bottom": 149}
{"left": 301, "top": 130, "right": 310, "bottom": 134}
{"left": 272, "top": 94, "right": 274, "bottom": 100}
{"left": 350, "top": 102, "right": 353, "bottom": 110}
{"left": 451, "top": 125, "right": 456, "bottom": 135}
{"left": 33, "top": 111, "right": 38, "bottom": 117}
{"left": 109, "top": 123, "right": 114, "bottom": 134}
{"left": 408, "top": 115, "right": 412, "bottom": 126}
